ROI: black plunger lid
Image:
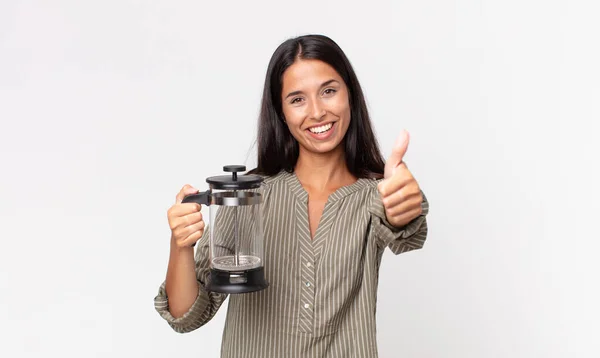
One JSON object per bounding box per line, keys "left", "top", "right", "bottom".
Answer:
{"left": 206, "top": 165, "right": 263, "bottom": 190}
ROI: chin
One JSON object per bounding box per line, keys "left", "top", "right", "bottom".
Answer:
{"left": 306, "top": 140, "right": 345, "bottom": 155}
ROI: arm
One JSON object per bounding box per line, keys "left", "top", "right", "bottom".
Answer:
{"left": 154, "top": 228, "right": 228, "bottom": 333}
{"left": 165, "top": 242, "right": 198, "bottom": 318}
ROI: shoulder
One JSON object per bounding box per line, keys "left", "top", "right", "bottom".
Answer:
{"left": 353, "top": 171, "right": 385, "bottom": 196}
{"left": 330, "top": 176, "right": 382, "bottom": 207}
{"left": 359, "top": 178, "right": 381, "bottom": 207}
{"left": 357, "top": 176, "right": 383, "bottom": 192}
{"left": 258, "top": 170, "right": 294, "bottom": 198}
{"left": 261, "top": 170, "right": 289, "bottom": 186}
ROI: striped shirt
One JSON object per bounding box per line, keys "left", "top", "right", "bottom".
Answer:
{"left": 154, "top": 170, "right": 429, "bottom": 357}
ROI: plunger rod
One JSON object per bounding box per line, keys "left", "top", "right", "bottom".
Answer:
{"left": 234, "top": 195, "right": 240, "bottom": 266}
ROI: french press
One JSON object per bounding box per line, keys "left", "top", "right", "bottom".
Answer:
{"left": 182, "top": 165, "right": 268, "bottom": 294}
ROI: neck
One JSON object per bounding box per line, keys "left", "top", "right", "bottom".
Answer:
{"left": 294, "top": 145, "right": 355, "bottom": 191}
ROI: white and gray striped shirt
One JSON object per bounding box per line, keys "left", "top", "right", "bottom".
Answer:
{"left": 154, "top": 170, "right": 429, "bottom": 357}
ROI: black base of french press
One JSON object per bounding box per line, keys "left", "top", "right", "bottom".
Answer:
{"left": 206, "top": 267, "right": 269, "bottom": 294}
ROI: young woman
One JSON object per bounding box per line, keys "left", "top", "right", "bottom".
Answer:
{"left": 154, "top": 34, "right": 429, "bottom": 358}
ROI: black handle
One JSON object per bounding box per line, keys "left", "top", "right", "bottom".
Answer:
{"left": 181, "top": 190, "right": 211, "bottom": 206}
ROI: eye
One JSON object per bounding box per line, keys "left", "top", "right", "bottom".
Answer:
{"left": 290, "top": 97, "right": 304, "bottom": 104}
{"left": 323, "top": 88, "right": 337, "bottom": 96}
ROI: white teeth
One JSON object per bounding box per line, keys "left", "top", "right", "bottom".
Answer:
{"left": 308, "top": 123, "right": 333, "bottom": 134}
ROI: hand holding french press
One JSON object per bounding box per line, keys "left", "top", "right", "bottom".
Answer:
{"left": 167, "top": 184, "right": 205, "bottom": 248}
{"left": 172, "top": 165, "right": 269, "bottom": 294}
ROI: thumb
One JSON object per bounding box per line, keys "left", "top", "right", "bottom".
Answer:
{"left": 384, "top": 130, "right": 410, "bottom": 178}
{"left": 176, "top": 185, "right": 200, "bottom": 204}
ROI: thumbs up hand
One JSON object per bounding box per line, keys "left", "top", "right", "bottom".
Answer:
{"left": 377, "top": 130, "right": 424, "bottom": 228}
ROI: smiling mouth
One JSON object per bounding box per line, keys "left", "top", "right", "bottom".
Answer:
{"left": 308, "top": 122, "right": 333, "bottom": 134}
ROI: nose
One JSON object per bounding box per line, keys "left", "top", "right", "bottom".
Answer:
{"left": 309, "top": 99, "right": 326, "bottom": 122}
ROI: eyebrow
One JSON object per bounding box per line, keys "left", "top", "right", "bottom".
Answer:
{"left": 284, "top": 79, "right": 340, "bottom": 100}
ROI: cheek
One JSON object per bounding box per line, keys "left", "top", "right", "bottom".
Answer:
{"left": 281, "top": 110, "right": 305, "bottom": 140}
{"left": 328, "top": 95, "right": 351, "bottom": 119}
{"left": 282, "top": 106, "right": 305, "bottom": 124}
{"left": 334, "top": 103, "right": 351, "bottom": 129}
{"left": 283, "top": 116, "right": 304, "bottom": 133}
{"left": 337, "top": 104, "right": 352, "bottom": 136}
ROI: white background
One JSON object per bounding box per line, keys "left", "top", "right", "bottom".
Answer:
{"left": 1, "top": 0, "right": 599, "bottom": 357}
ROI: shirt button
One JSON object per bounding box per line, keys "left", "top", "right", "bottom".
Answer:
{"left": 306, "top": 262, "right": 312, "bottom": 268}
{"left": 305, "top": 282, "right": 311, "bottom": 287}
{"left": 304, "top": 303, "right": 310, "bottom": 309}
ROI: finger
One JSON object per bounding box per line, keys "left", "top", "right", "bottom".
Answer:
{"left": 384, "top": 130, "right": 410, "bottom": 179}
{"left": 181, "top": 229, "right": 204, "bottom": 247}
{"left": 177, "top": 211, "right": 203, "bottom": 229}
{"left": 176, "top": 184, "right": 199, "bottom": 204}
{"left": 169, "top": 210, "right": 202, "bottom": 230}
{"left": 167, "top": 205, "right": 200, "bottom": 229}
{"left": 385, "top": 192, "right": 422, "bottom": 217}
{"left": 382, "top": 182, "right": 420, "bottom": 209}
{"left": 378, "top": 165, "right": 412, "bottom": 197}
{"left": 388, "top": 206, "right": 423, "bottom": 227}
{"left": 176, "top": 220, "right": 205, "bottom": 242}
{"left": 169, "top": 203, "right": 201, "bottom": 218}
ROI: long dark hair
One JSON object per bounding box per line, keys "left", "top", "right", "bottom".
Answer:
{"left": 249, "top": 34, "right": 385, "bottom": 179}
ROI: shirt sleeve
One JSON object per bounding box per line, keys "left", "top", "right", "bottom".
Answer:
{"left": 368, "top": 184, "right": 430, "bottom": 255}
{"left": 153, "top": 227, "right": 228, "bottom": 333}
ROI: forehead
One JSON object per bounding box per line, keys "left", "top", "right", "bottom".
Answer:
{"left": 281, "top": 59, "right": 343, "bottom": 91}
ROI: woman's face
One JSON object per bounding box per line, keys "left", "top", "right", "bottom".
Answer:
{"left": 280, "top": 59, "right": 351, "bottom": 155}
